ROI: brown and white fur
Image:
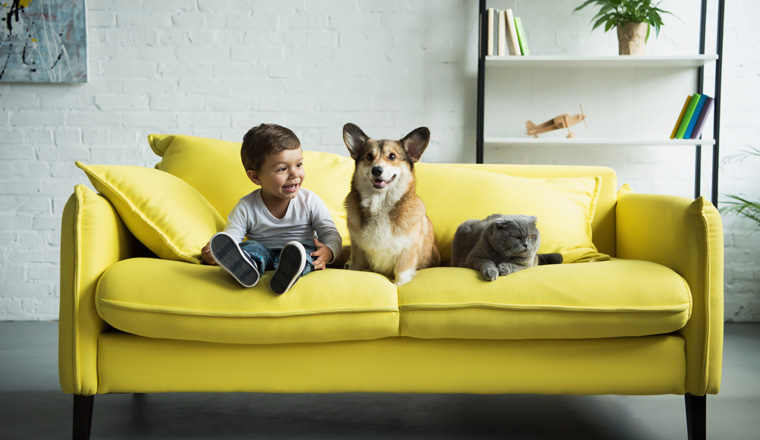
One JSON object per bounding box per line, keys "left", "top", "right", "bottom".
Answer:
{"left": 342, "top": 123, "right": 440, "bottom": 286}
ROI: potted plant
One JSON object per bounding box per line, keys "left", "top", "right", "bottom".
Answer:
{"left": 721, "top": 147, "right": 760, "bottom": 227}
{"left": 573, "top": 0, "right": 673, "bottom": 55}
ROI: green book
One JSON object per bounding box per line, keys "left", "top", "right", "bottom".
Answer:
{"left": 675, "top": 93, "right": 701, "bottom": 139}
{"left": 514, "top": 17, "right": 529, "bottom": 56}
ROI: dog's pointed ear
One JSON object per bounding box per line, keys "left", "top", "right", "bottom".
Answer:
{"left": 343, "top": 123, "right": 369, "bottom": 160}
{"left": 401, "top": 127, "right": 430, "bottom": 162}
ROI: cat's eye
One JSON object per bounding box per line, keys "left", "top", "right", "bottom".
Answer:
{"left": 529, "top": 235, "right": 535, "bottom": 239}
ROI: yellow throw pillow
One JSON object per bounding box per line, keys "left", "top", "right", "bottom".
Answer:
{"left": 76, "top": 162, "right": 226, "bottom": 264}
{"left": 415, "top": 164, "right": 607, "bottom": 264}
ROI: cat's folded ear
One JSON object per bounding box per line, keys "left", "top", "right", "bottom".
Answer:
{"left": 491, "top": 218, "right": 511, "bottom": 229}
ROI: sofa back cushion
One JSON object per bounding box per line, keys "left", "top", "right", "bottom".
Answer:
{"left": 450, "top": 163, "right": 618, "bottom": 257}
{"left": 149, "top": 134, "right": 353, "bottom": 242}
{"left": 145, "top": 134, "right": 617, "bottom": 262}
{"left": 415, "top": 164, "right": 606, "bottom": 263}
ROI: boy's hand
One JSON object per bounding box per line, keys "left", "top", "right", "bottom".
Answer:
{"left": 201, "top": 242, "right": 217, "bottom": 265}
{"left": 310, "top": 238, "right": 333, "bottom": 270}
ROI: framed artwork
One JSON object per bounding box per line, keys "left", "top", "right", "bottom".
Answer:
{"left": 1, "top": 0, "right": 87, "bottom": 83}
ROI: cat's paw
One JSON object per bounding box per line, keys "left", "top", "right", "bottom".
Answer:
{"left": 497, "top": 263, "right": 514, "bottom": 276}
{"left": 481, "top": 267, "right": 499, "bottom": 281}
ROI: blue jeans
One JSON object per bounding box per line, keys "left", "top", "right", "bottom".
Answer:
{"left": 239, "top": 240, "right": 316, "bottom": 277}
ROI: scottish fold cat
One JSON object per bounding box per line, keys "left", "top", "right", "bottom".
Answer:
{"left": 451, "top": 214, "right": 563, "bottom": 281}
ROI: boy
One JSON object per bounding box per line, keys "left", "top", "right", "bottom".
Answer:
{"left": 202, "top": 123, "right": 342, "bottom": 295}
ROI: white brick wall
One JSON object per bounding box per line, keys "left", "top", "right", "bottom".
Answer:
{"left": 0, "top": 0, "right": 758, "bottom": 321}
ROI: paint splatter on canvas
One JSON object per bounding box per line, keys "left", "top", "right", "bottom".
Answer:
{"left": 1, "top": 0, "right": 87, "bottom": 83}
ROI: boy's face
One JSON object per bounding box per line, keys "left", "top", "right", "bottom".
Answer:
{"left": 247, "top": 148, "right": 305, "bottom": 203}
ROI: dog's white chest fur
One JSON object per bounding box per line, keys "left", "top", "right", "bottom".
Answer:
{"left": 354, "top": 192, "right": 413, "bottom": 275}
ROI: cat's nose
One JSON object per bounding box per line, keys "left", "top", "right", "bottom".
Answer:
{"left": 371, "top": 166, "right": 383, "bottom": 177}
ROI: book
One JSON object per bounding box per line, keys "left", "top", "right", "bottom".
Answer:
{"left": 505, "top": 9, "right": 521, "bottom": 56}
{"left": 683, "top": 94, "right": 707, "bottom": 139}
{"left": 487, "top": 8, "right": 495, "bottom": 56}
{"left": 514, "top": 16, "right": 529, "bottom": 56}
{"left": 675, "top": 93, "right": 701, "bottom": 139}
{"left": 498, "top": 10, "right": 507, "bottom": 56}
{"left": 670, "top": 95, "right": 692, "bottom": 139}
{"left": 690, "top": 96, "right": 714, "bottom": 139}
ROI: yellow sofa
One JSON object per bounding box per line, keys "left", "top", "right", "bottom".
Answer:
{"left": 59, "top": 134, "right": 723, "bottom": 440}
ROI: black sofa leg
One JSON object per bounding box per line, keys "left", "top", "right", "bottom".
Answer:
{"left": 73, "top": 395, "right": 94, "bottom": 440}
{"left": 685, "top": 393, "right": 706, "bottom": 440}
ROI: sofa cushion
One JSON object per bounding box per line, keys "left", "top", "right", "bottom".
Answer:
{"left": 96, "top": 258, "right": 399, "bottom": 344}
{"left": 76, "top": 162, "right": 226, "bottom": 264}
{"left": 149, "top": 134, "right": 254, "bottom": 218}
{"left": 397, "top": 259, "right": 691, "bottom": 340}
{"left": 148, "top": 133, "right": 353, "bottom": 242}
{"left": 416, "top": 164, "right": 606, "bottom": 263}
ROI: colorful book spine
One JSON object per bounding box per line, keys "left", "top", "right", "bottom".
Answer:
{"left": 690, "top": 96, "right": 714, "bottom": 139}
{"left": 514, "top": 16, "right": 529, "bottom": 56}
{"left": 683, "top": 94, "right": 707, "bottom": 139}
{"left": 670, "top": 95, "right": 692, "bottom": 139}
{"left": 675, "top": 93, "right": 701, "bottom": 139}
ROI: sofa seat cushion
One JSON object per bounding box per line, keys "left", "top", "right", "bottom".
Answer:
{"left": 398, "top": 259, "right": 691, "bottom": 340}
{"left": 96, "top": 258, "right": 399, "bottom": 345}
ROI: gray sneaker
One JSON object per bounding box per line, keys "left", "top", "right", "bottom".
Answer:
{"left": 209, "top": 232, "right": 260, "bottom": 288}
{"left": 270, "top": 241, "right": 307, "bottom": 295}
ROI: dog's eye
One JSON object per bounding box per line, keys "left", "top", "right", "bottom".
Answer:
{"left": 388, "top": 153, "right": 396, "bottom": 161}
{"left": 366, "top": 153, "right": 374, "bottom": 161}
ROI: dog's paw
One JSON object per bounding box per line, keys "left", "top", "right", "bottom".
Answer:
{"left": 394, "top": 269, "right": 416, "bottom": 286}
{"left": 481, "top": 267, "right": 498, "bottom": 281}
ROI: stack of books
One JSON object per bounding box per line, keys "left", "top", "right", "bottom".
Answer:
{"left": 486, "top": 8, "right": 529, "bottom": 56}
{"left": 670, "top": 93, "right": 715, "bottom": 139}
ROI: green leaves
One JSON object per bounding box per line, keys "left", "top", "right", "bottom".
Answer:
{"left": 722, "top": 196, "right": 760, "bottom": 226}
{"left": 721, "top": 147, "right": 760, "bottom": 228}
{"left": 574, "top": 0, "right": 672, "bottom": 41}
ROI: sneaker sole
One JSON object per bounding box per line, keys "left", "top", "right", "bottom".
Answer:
{"left": 210, "top": 233, "right": 259, "bottom": 288}
{"left": 270, "top": 242, "right": 306, "bottom": 295}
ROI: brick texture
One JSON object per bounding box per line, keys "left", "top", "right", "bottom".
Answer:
{"left": 0, "top": 0, "right": 757, "bottom": 321}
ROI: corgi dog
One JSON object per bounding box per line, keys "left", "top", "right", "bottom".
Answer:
{"left": 342, "top": 123, "right": 440, "bottom": 286}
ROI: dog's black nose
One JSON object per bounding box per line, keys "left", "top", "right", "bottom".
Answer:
{"left": 371, "top": 166, "right": 383, "bottom": 177}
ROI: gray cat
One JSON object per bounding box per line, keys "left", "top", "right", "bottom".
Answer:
{"left": 451, "top": 214, "right": 563, "bottom": 281}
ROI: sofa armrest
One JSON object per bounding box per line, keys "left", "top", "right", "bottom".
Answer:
{"left": 616, "top": 188, "right": 723, "bottom": 395}
{"left": 59, "top": 185, "right": 145, "bottom": 395}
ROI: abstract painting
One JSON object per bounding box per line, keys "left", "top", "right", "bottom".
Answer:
{"left": 1, "top": 0, "right": 87, "bottom": 83}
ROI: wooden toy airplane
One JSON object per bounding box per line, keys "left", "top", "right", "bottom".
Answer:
{"left": 526, "top": 105, "right": 588, "bottom": 138}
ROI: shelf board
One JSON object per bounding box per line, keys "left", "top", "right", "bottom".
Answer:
{"left": 486, "top": 55, "right": 718, "bottom": 68}
{"left": 484, "top": 138, "right": 717, "bottom": 147}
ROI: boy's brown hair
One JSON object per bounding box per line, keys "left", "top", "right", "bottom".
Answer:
{"left": 241, "top": 123, "right": 301, "bottom": 172}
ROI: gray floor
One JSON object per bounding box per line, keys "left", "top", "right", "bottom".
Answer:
{"left": 0, "top": 322, "right": 758, "bottom": 439}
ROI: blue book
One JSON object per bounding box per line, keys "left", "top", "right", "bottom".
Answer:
{"left": 683, "top": 94, "right": 707, "bottom": 139}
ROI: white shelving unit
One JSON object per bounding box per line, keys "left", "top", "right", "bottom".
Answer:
{"left": 475, "top": 2, "right": 725, "bottom": 202}
{"left": 484, "top": 137, "right": 716, "bottom": 147}
{"left": 485, "top": 55, "right": 718, "bottom": 69}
